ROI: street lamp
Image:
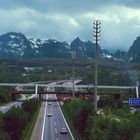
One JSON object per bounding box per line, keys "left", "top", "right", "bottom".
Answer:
{"left": 93, "top": 20, "right": 101, "bottom": 112}
{"left": 72, "top": 49, "right": 76, "bottom": 98}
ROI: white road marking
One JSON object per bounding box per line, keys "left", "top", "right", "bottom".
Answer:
{"left": 57, "top": 138, "right": 59, "bottom": 140}
{"left": 55, "top": 128, "right": 57, "bottom": 134}
{"left": 54, "top": 121, "right": 56, "bottom": 126}
{"left": 55, "top": 95, "right": 75, "bottom": 140}
{"left": 41, "top": 94, "right": 48, "bottom": 140}
{"left": 53, "top": 116, "right": 56, "bottom": 120}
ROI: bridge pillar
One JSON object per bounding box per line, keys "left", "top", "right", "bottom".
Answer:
{"left": 11, "top": 93, "right": 16, "bottom": 101}
{"left": 35, "top": 84, "right": 38, "bottom": 98}
{"left": 38, "top": 93, "right": 41, "bottom": 100}
{"left": 136, "top": 86, "right": 139, "bottom": 98}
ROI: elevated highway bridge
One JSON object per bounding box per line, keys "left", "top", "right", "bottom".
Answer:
{"left": 0, "top": 80, "right": 139, "bottom": 100}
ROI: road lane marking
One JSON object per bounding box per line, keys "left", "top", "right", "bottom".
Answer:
{"left": 57, "top": 138, "right": 58, "bottom": 140}
{"left": 41, "top": 94, "right": 48, "bottom": 140}
{"left": 53, "top": 116, "right": 56, "bottom": 120}
{"left": 54, "top": 121, "right": 56, "bottom": 126}
{"left": 55, "top": 128, "right": 57, "bottom": 134}
{"left": 55, "top": 94, "right": 75, "bottom": 140}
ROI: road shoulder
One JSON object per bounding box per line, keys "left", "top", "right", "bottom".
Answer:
{"left": 30, "top": 102, "right": 46, "bottom": 140}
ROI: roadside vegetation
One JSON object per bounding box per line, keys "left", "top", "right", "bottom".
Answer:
{"left": 62, "top": 98, "right": 140, "bottom": 140}
{"left": 0, "top": 98, "right": 41, "bottom": 140}
{"left": 0, "top": 59, "right": 140, "bottom": 139}
{"left": 0, "top": 59, "right": 137, "bottom": 86}
{"left": 83, "top": 65, "right": 132, "bottom": 86}
{"left": 0, "top": 87, "right": 19, "bottom": 105}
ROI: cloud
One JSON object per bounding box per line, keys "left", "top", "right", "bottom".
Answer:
{"left": 0, "top": 0, "right": 139, "bottom": 50}
{"left": 0, "top": 8, "right": 82, "bottom": 40}
{"left": 67, "top": 5, "right": 140, "bottom": 50}
{"left": 0, "top": 0, "right": 139, "bottom": 13}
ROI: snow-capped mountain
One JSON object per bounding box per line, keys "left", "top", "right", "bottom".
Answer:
{"left": 0, "top": 32, "right": 71, "bottom": 59}
{"left": 70, "top": 37, "right": 112, "bottom": 59}
{"left": 128, "top": 36, "right": 140, "bottom": 63}
{"left": 0, "top": 32, "right": 38, "bottom": 59}
{"left": 0, "top": 32, "right": 113, "bottom": 60}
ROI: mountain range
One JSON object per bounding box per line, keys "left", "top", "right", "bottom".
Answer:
{"left": 0, "top": 32, "right": 139, "bottom": 63}
{"left": 128, "top": 36, "right": 140, "bottom": 63}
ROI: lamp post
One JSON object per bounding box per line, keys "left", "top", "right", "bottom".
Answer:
{"left": 72, "top": 49, "right": 76, "bottom": 98}
{"left": 93, "top": 20, "right": 101, "bottom": 112}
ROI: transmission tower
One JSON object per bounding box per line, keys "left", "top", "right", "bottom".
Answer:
{"left": 93, "top": 20, "right": 101, "bottom": 112}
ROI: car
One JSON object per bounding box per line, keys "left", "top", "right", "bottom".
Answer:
{"left": 48, "top": 97, "right": 51, "bottom": 100}
{"left": 130, "top": 107, "right": 137, "bottom": 113}
{"left": 97, "top": 109, "right": 103, "bottom": 115}
{"left": 48, "top": 102, "right": 51, "bottom": 105}
{"left": 60, "top": 128, "right": 67, "bottom": 134}
{"left": 47, "top": 113, "right": 52, "bottom": 117}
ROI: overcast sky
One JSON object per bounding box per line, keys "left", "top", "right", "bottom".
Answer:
{"left": 0, "top": 0, "right": 139, "bottom": 51}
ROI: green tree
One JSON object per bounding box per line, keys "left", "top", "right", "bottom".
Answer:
{"left": 129, "top": 111, "right": 140, "bottom": 139}
{"left": 2, "top": 107, "right": 28, "bottom": 140}
{"left": 22, "top": 98, "right": 40, "bottom": 119}
{"left": 0, "top": 131, "right": 10, "bottom": 140}
{"left": 73, "top": 101, "right": 94, "bottom": 139}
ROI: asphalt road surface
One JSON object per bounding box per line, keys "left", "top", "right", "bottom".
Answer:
{"left": 0, "top": 101, "right": 22, "bottom": 113}
{"left": 0, "top": 94, "right": 36, "bottom": 113}
{"left": 42, "top": 94, "right": 73, "bottom": 140}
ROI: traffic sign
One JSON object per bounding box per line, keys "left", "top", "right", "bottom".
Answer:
{"left": 129, "top": 98, "right": 140, "bottom": 106}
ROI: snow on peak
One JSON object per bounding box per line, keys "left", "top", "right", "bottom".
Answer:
{"left": 103, "top": 53, "right": 112, "bottom": 58}
{"left": 106, "top": 55, "right": 112, "bottom": 58}
{"left": 10, "top": 35, "right": 16, "bottom": 39}
{"left": 28, "top": 38, "right": 40, "bottom": 49}
{"left": 128, "top": 57, "right": 133, "bottom": 62}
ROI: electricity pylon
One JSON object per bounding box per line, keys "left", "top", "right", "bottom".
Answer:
{"left": 93, "top": 20, "right": 101, "bottom": 112}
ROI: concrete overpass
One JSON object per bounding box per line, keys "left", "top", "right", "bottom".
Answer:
{"left": 0, "top": 80, "right": 139, "bottom": 99}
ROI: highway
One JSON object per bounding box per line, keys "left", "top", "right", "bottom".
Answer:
{"left": 0, "top": 94, "right": 36, "bottom": 113}
{"left": 42, "top": 94, "right": 74, "bottom": 140}
{"left": 0, "top": 101, "right": 22, "bottom": 113}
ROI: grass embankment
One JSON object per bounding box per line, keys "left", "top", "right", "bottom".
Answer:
{"left": 21, "top": 103, "right": 41, "bottom": 140}
{"left": 62, "top": 108, "right": 82, "bottom": 140}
